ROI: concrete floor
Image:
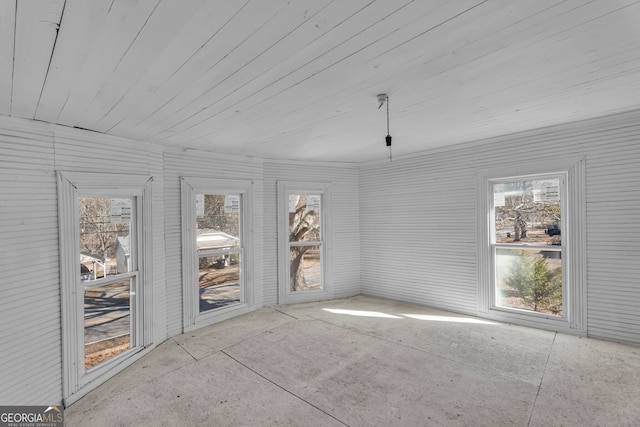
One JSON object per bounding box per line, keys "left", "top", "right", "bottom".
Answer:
{"left": 67, "top": 295, "right": 640, "bottom": 426}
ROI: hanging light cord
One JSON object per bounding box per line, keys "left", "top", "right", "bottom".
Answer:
{"left": 386, "top": 96, "right": 392, "bottom": 162}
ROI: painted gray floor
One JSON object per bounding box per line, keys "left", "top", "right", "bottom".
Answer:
{"left": 66, "top": 295, "right": 640, "bottom": 426}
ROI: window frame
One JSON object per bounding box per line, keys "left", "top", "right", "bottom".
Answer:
{"left": 57, "top": 172, "right": 154, "bottom": 405}
{"left": 181, "top": 177, "right": 254, "bottom": 331}
{"left": 477, "top": 158, "right": 586, "bottom": 334}
{"left": 489, "top": 173, "right": 567, "bottom": 319}
{"left": 277, "top": 181, "right": 333, "bottom": 305}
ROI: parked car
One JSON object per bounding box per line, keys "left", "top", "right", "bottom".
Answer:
{"left": 80, "top": 264, "right": 94, "bottom": 281}
{"left": 547, "top": 227, "right": 561, "bottom": 236}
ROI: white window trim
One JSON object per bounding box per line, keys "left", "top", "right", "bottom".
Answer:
{"left": 277, "top": 181, "right": 333, "bottom": 305}
{"left": 181, "top": 177, "right": 254, "bottom": 332}
{"left": 57, "top": 171, "right": 154, "bottom": 406}
{"left": 477, "top": 158, "right": 586, "bottom": 334}
{"left": 489, "top": 172, "right": 568, "bottom": 322}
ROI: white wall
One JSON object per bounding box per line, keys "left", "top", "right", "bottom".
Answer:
{"left": 0, "top": 117, "right": 360, "bottom": 406}
{"left": 0, "top": 116, "right": 167, "bottom": 405}
{"left": 0, "top": 118, "right": 60, "bottom": 405}
{"left": 1, "top": 107, "right": 639, "bottom": 407}
{"left": 359, "top": 109, "right": 640, "bottom": 344}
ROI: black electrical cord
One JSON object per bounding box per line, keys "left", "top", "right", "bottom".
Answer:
{"left": 386, "top": 96, "right": 392, "bottom": 161}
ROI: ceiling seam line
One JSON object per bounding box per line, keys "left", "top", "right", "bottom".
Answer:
{"left": 108, "top": 0, "right": 254, "bottom": 133}
{"left": 146, "top": 0, "right": 417, "bottom": 141}
{"left": 123, "top": 0, "right": 262, "bottom": 134}
{"left": 174, "top": 0, "right": 340, "bottom": 117}
{"left": 162, "top": 0, "right": 418, "bottom": 138}
{"left": 87, "top": 0, "right": 162, "bottom": 108}
{"left": 10, "top": 0, "right": 17, "bottom": 115}
{"left": 148, "top": 2, "right": 293, "bottom": 134}
{"left": 372, "top": 0, "right": 490, "bottom": 61}
{"left": 34, "top": 0, "right": 66, "bottom": 120}
{"left": 101, "top": 0, "right": 254, "bottom": 133}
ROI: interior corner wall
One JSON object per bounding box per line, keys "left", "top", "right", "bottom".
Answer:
{"left": 359, "top": 109, "right": 640, "bottom": 344}
{"left": 263, "top": 160, "right": 361, "bottom": 305}
{"left": 0, "top": 116, "right": 167, "bottom": 406}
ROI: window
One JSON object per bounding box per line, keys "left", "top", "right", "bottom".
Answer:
{"left": 181, "top": 178, "right": 253, "bottom": 330}
{"left": 58, "top": 172, "right": 154, "bottom": 405}
{"left": 80, "top": 196, "right": 136, "bottom": 370}
{"left": 492, "top": 176, "right": 564, "bottom": 316}
{"left": 278, "top": 181, "right": 332, "bottom": 304}
{"left": 289, "top": 194, "right": 323, "bottom": 292}
{"left": 478, "top": 159, "right": 586, "bottom": 333}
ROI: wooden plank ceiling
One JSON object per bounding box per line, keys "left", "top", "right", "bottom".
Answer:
{"left": 2, "top": 0, "right": 640, "bottom": 162}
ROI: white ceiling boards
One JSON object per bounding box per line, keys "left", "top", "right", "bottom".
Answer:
{"left": 4, "top": 0, "right": 640, "bottom": 162}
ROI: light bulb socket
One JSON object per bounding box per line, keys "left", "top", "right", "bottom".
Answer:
{"left": 385, "top": 134, "right": 392, "bottom": 146}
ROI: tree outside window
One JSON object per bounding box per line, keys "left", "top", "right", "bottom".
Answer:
{"left": 289, "top": 195, "right": 321, "bottom": 291}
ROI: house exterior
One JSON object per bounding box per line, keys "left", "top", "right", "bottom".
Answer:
{"left": 114, "top": 236, "right": 130, "bottom": 274}
{"left": 196, "top": 229, "right": 239, "bottom": 252}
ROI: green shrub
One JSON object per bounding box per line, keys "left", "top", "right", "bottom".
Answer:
{"left": 504, "top": 252, "right": 562, "bottom": 314}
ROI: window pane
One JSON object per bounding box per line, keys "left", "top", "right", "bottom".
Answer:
{"left": 495, "top": 248, "right": 563, "bottom": 316}
{"left": 197, "top": 194, "right": 240, "bottom": 239}
{"left": 84, "top": 278, "right": 131, "bottom": 370}
{"left": 79, "top": 197, "right": 132, "bottom": 278}
{"left": 196, "top": 194, "right": 242, "bottom": 312}
{"left": 493, "top": 179, "right": 561, "bottom": 246}
{"left": 199, "top": 254, "right": 241, "bottom": 312}
{"left": 290, "top": 245, "right": 322, "bottom": 291}
{"left": 289, "top": 195, "right": 321, "bottom": 242}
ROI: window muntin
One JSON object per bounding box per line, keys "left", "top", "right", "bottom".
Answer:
{"left": 491, "top": 176, "right": 565, "bottom": 317}
{"left": 196, "top": 194, "right": 242, "bottom": 312}
{"left": 288, "top": 194, "right": 322, "bottom": 292}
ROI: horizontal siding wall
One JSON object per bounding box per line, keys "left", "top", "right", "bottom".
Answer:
{"left": 360, "top": 155, "right": 480, "bottom": 314}
{"left": 0, "top": 118, "right": 60, "bottom": 405}
{"left": 584, "top": 130, "right": 640, "bottom": 343}
{"left": 263, "top": 161, "right": 360, "bottom": 305}
{"left": 52, "top": 127, "right": 167, "bottom": 345}
{"left": 360, "top": 109, "right": 640, "bottom": 344}
{"left": 2, "top": 106, "right": 639, "bottom": 409}
{"left": 0, "top": 116, "right": 167, "bottom": 405}
{"left": 163, "top": 149, "right": 264, "bottom": 337}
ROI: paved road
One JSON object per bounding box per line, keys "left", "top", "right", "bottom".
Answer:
{"left": 200, "top": 283, "right": 240, "bottom": 312}
{"left": 85, "top": 305, "right": 129, "bottom": 345}
{"left": 85, "top": 282, "right": 242, "bottom": 342}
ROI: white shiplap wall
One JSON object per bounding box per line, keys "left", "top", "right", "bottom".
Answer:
{"left": 360, "top": 109, "right": 640, "bottom": 344}
{"left": 0, "top": 116, "right": 167, "bottom": 405}
{"left": 2, "top": 106, "right": 639, "bottom": 409}
{"left": 263, "top": 160, "right": 360, "bottom": 305}
{"left": 360, "top": 160, "right": 479, "bottom": 313}
{"left": 162, "top": 149, "right": 265, "bottom": 337}
{"left": 0, "top": 118, "right": 60, "bottom": 404}
{"left": 51, "top": 126, "right": 167, "bottom": 345}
